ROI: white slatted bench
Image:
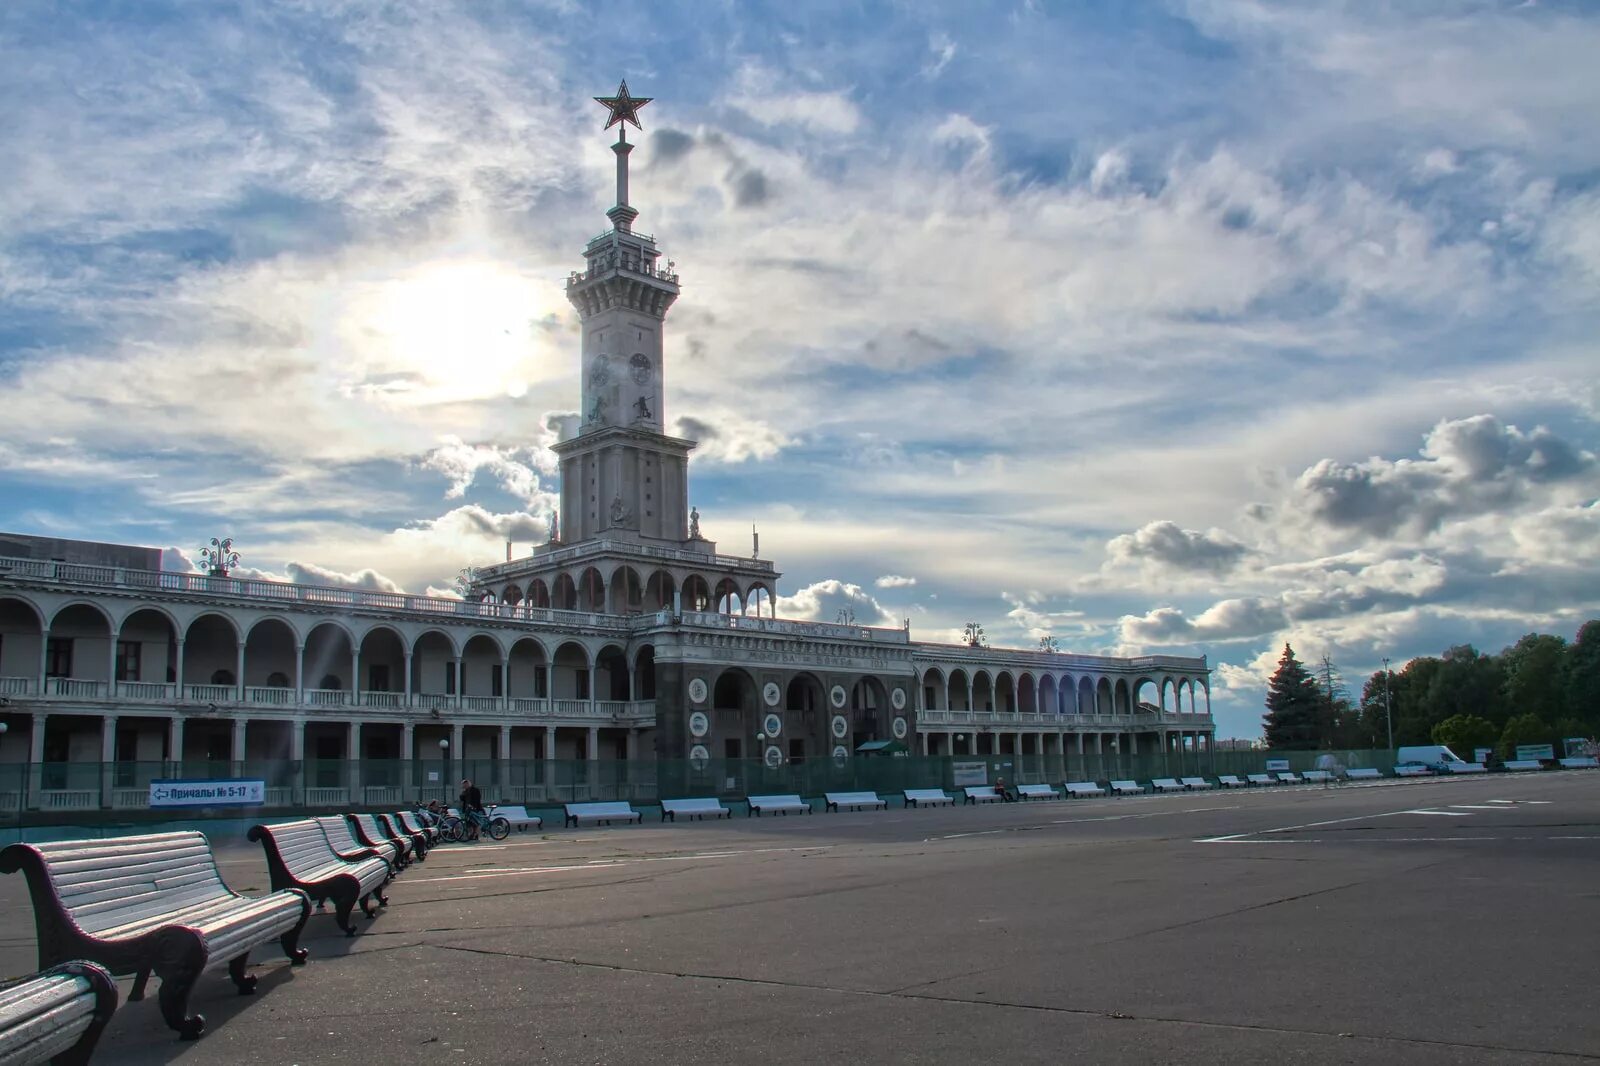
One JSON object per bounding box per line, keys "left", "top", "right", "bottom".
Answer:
{"left": 393, "top": 811, "right": 440, "bottom": 845}
{"left": 1109, "top": 780, "right": 1144, "bottom": 795}
{"left": 0, "top": 831, "right": 311, "bottom": 1041}
{"left": 349, "top": 814, "right": 414, "bottom": 866}
{"left": 1217, "top": 775, "right": 1248, "bottom": 788}
{"left": 248, "top": 821, "right": 390, "bottom": 936}
{"left": 1246, "top": 773, "right": 1276, "bottom": 786}
{"left": 1015, "top": 784, "right": 1061, "bottom": 800}
{"left": 1445, "top": 762, "right": 1487, "bottom": 774}
{"left": 1065, "top": 782, "right": 1105, "bottom": 798}
{"left": 1560, "top": 756, "right": 1599, "bottom": 769}
{"left": 963, "top": 786, "right": 1003, "bottom": 804}
{"left": 1345, "top": 768, "right": 1382, "bottom": 780}
{"left": 661, "top": 798, "right": 730, "bottom": 821}
{"left": 747, "top": 794, "right": 810, "bottom": 816}
{"left": 563, "top": 801, "right": 642, "bottom": 828}
{"left": 1180, "top": 777, "right": 1213, "bottom": 790}
{"left": 1301, "top": 770, "right": 1332, "bottom": 784}
{"left": 1393, "top": 765, "right": 1432, "bottom": 777}
{"left": 903, "top": 788, "right": 954, "bottom": 808}
{"left": 0, "top": 960, "right": 118, "bottom": 1066}
{"left": 1275, "top": 772, "right": 1304, "bottom": 784}
{"left": 489, "top": 805, "right": 545, "bottom": 831}
{"left": 314, "top": 816, "right": 402, "bottom": 871}
{"left": 1151, "top": 778, "right": 1185, "bottom": 793}
{"left": 825, "top": 791, "right": 887, "bottom": 812}
{"left": 376, "top": 813, "right": 429, "bottom": 859}
{"left": 1502, "top": 760, "right": 1543, "bottom": 772}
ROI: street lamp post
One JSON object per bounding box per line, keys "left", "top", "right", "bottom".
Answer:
{"left": 438, "top": 738, "right": 450, "bottom": 802}
{"left": 1381, "top": 658, "right": 1394, "bottom": 754}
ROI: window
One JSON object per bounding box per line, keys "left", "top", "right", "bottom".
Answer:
{"left": 266, "top": 671, "right": 289, "bottom": 688}
{"left": 115, "top": 640, "right": 141, "bottom": 682}
{"left": 319, "top": 674, "right": 341, "bottom": 691}
{"left": 723, "top": 738, "right": 742, "bottom": 760}
{"left": 368, "top": 663, "right": 390, "bottom": 692}
{"left": 45, "top": 638, "right": 72, "bottom": 678}
{"left": 534, "top": 666, "right": 548, "bottom": 699}
{"left": 445, "top": 665, "right": 456, "bottom": 695}
{"left": 575, "top": 669, "right": 589, "bottom": 700}
{"left": 491, "top": 668, "right": 503, "bottom": 698}
{"left": 211, "top": 668, "right": 235, "bottom": 686}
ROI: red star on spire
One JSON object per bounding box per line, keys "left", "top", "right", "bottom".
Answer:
{"left": 594, "top": 79, "right": 652, "bottom": 133}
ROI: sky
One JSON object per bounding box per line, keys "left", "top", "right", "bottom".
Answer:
{"left": 2, "top": 1, "right": 1598, "bottom": 740}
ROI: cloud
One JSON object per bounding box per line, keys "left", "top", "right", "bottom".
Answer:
{"left": 875, "top": 574, "right": 917, "bottom": 588}
{"left": 419, "top": 434, "right": 553, "bottom": 504}
{"left": 672, "top": 414, "right": 792, "bottom": 464}
{"left": 775, "top": 579, "right": 898, "bottom": 627}
{"left": 922, "top": 32, "right": 958, "bottom": 80}
{"left": 1119, "top": 597, "right": 1288, "bottom": 645}
{"left": 1106, "top": 520, "right": 1250, "bottom": 574}
{"left": 1291, "top": 414, "right": 1596, "bottom": 539}
{"left": 282, "top": 561, "right": 405, "bottom": 593}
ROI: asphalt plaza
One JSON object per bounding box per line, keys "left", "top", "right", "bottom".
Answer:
{"left": 2, "top": 773, "right": 1597, "bottom": 1064}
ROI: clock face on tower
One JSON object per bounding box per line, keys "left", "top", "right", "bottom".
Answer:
{"left": 630, "top": 352, "right": 653, "bottom": 384}
{"left": 589, "top": 354, "right": 613, "bottom": 387}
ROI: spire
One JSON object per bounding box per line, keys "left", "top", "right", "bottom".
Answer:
{"left": 594, "top": 80, "right": 652, "bottom": 233}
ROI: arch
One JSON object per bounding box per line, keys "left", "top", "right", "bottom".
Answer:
{"left": 502, "top": 584, "right": 524, "bottom": 609}
{"left": 46, "top": 600, "right": 115, "bottom": 633}
{"left": 460, "top": 633, "right": 505, "bottom": 697}
{"left": 948, "top": 668, "right": 971, "bottom": 712}
{"left": 971, "top": 670, "right": 995, "bottom": 714}
{"left": 1079, "top": 676, "right": 1096, "bottom": 716}
{"left": 358, "top": 625, "right": 406, "bottom": 696}
{"left": 576, "top": 566, "right": 606, "bottom": 612}
{"left": 551, "top": 573, "right": 578, "bottom": 611}
{"left": 1056, "top": 674, "right": 1074, "bottom": 714}
{"left": 713, "top": 578, "right": 742, "bottom": 615}
{"left": 1017, "top": 672, "right": 1037, "bottom": 715}
{"left": 595, "top": 644, "right": 630, "bottom": 700}
{"left": 0, "top": 596, "right": 44, "bottom": 686}
{"left": 1114, "top": 678, "right": 1132, "bottom": 716}
{"left": 920, "top": 666, "right": 946, "bottom": 711}
{"left": 682, "top": 574, "right": 711, "bottom": 612}
{"left": 633, "top": 643, "right": 656, "bottom": 700}
{"left": 115, "top": 606, "right": 179, "bottom": 685}
{"left": 1037, "top": 674, "right": 1057, "bottom": 716}
{"left": 243, "top": 617, "right": 297, "bottom": 688}
{"left": 411, "top": 630, "right": 458, "bottom": 698}
{"left": 507, "top": 636, "right": 549, "bottom": 700}
{"left": 995, "top": 671, "right": 1016, "bottom": 713}
{"left": 712, "top": 667, "right": 758, "bottom": 713}
{"left": 303, "top": 621, "right": 355, "bottom": 693}
{"left": 550, "top": 640, "right": 590, "bottom": 700}
{"left": 850, "top": 675, "right": 888, "bottom": 713}
{"left": 1179, "top": 678, "right": 1194, "bottom": 714}
{"left": 0, "top": 593, "right": 46, "bottom": 630}
{"left": 644, "top": 570, "right": 675, "bottom": 611}
{"left": 526, "top": 579, "right": 551, "bottom": 610}
{"left": 1133, "top": 677, "right": 1159, "bottom": 713}
{"left": 608, "top": 565, "right": 643, "bottom": 614}
{"left": 1159, "top": 677, "right": 1176, "bottom": 713}
{"left": 786, "top": 671, "right": 826, "bottom": 712}
{"left": 745, "top": 582, "right": 774, "bottom": 619}
{"left": 182, "top": 613, "right": 240, "bottom": 689}
{"left": 115, "top": 604, "right": 181, "bottom": 642}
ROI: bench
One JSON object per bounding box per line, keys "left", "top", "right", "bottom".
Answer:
{"left": 903, "top": 788, "right": 955, "bottom": 808}
{"left": 1109, "top": 780, "right": 1144, "bottom": 795}
{"left": 1180, "top": 777, "right": 1213, "bottom": 790}
{"left": 1393, "top": 765, "right": 1432, "bottom": 777}
{"left": 1275, "top": 772, "right": 1304, "bottom": 784}
{"left": 747, "top": 794, "right": 811, "bottom": 816}
{"left": 963, "top": 786, "right": 1003, "bottom": 804}
{"left": 349, "top": 813, "right": 414, "bottom": 866}
{"left": 1445, "top": 762, "right": 1487, "bottom": 774}
{"left": 1064, "top": 781, "right": 1105, "bottom": 797}
{"left": 1217, "top": 775, "right": 1248, "bottom": 788}
{"left": 394, "top": 811, "right": 440, "bottom": 845}
{"left": 1502, "top": 760, "right": 1543, "bottom": 771}
{"left": 661, "top": 797, "right": 730, "bottom": 822}
{"left": 488, "top": 804, "right": 545, "bottom": 831}
{"left": 376, "top": 812, "right": 429, "bottom": 859}
{"left": 1015, "top": 784, "right": 1061, "bottom": 801}
{"left": 1301, "top": 770, "right": 1332, "bottom": 784}
{"left": 248, "top": 821, "right": 391, "bottom": 936}
{"left": 1560, "top": 756, "right": 1599, "bottom": 769}
{"left": 825, "top": 791, "right": 887, "bottom": 812}
{"left": 0, "top": 960, "right": 118, "bottom": 1066}
{"left": 1151, "top": 778, "right": 1185, "bottom": 793}
{"left": 1346, "top": 768, "right": 1383, "bottom": 780}
{"left": 1246, "top": 773, "right": 1276, "bottom": 786}
{"left": 315, "top": 815, "right": 402, "bottom": 870}
{"left": 0, "top": 831, "right": 311, "bottom": 1041}
{"left": 563, "top": 801, "right": 642, "bottom": 828}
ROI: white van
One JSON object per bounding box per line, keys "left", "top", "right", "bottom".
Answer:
{"left": 1396, "top": 745, "right": 1467, "bottom": 772}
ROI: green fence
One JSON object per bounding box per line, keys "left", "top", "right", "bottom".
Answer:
{"left": 0, "top": 748, "right": 1416, "bottom": 826}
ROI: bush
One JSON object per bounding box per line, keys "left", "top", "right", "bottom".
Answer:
{"left": 1498, "top": 713, "right": 1553, "bottom": 758}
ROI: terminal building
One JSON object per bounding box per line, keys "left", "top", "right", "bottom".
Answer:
{"left": 0, "top": 86, "right": 1212, "bottom": 813}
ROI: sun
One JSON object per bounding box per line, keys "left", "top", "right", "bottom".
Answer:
{"left": 339, "top": 258, "right": 557, "bottom": 405}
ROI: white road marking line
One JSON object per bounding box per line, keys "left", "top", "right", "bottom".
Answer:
{"left": 406, "top": 862, "right": 628, "bottom": 885}
{"left": 637, "top": 846, "right": 833, "bottom": 862}
{"left": 1448, "top": 804, "right": 1510, "bottom": 810}
{"left": 1403, "top": 809, "right": 1473, "bottom": 816}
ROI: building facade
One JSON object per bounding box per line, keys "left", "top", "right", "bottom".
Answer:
{"left": 0, "top": 87, "right": 1211, "bottom": 813}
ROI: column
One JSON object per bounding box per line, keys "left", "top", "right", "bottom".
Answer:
{"left": 37, "top": 630, "right": 49, "bottom": 694}
{"left": 498, "top": 663, "right": 508, "bottom": 709}
{"left": 586, "top": 725, "right": 599, "bottom": 763}
{"left": 107, "top": 639, "right": 119, "bottom": 698}
{"left": 347, "top": 721, "right": 361, "bottom": 800}
{"left": 232, "top": 717, "right": 247, "bottom": 767}
{"left": 452, "top": 658, "right": 463, "bottom": 707}
{"left": 403, "top": 652, "right": 414, "bottom": 705}
{"left": 499, "top": 724, "right": 512, "bottom": 796}
{"left": 290, "top": 718, "right": 305, "bottom": 804}
{"left": 168, "top": 715, "right": 185, "bottom": 772}
{"left": 235, "top": 642, "right": 246, "bottom": 702}
{"left": 350, "top": 648, "right": 361, "bottom": 706}
{"left": 919, "top": 731, "right": 929, "bottom": 756}
{"left": 401, "top": 722, "right": 415, "bottom": 793}
{"left": 449, "top": 722, "right": 463, "bottom": 781}
{"left": 624, "top": 728, "right": 638, "bottom": 761}
{"left": 174, "top": 638, "right": 186, "bottom": 698}
{"left": 544, "top": 724, "right": 557, "bottom": 797}
{"left": 28, "top": 713, "right": 47, "bottom": 808}
{"left": 293, "top": 645, "right": 305, "bottom": 705}
{"left": 99, "top": 715, "right": 117, "bottom": 808}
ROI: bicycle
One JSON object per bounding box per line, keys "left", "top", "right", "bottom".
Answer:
{"left": 445, "top": 804, "right": 510, "bottom": 842}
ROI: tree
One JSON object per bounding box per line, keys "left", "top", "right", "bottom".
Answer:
{"left": 1498, "top": 712, "right": 1554, "bottom": 758}
{"left": 1431, "top": 714, "right": 1497, "bottom": 758}
{"left": 1501, "top": 632, "right": 1567, "bottom": 725}
{"left": 1421, "top": 645, "right": 1506, "bottom": 729}
{"left": 1358, "top": 669, "right": 1398, "bottom": 749}
{"left": 1263, "top": 644, "right": 1321, "bottom": 749}
{"left": 1562, "top": 620, "right": 1600, "bottom": 729}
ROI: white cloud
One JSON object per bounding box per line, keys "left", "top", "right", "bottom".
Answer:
{"left": 875, "top": 574, "right": 917, "bottom": 589}
{"left": 775, "top": 579, "right": 898, "bottom": 627}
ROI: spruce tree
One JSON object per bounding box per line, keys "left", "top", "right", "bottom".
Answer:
{"left": 1263, "top": 643, "right": 1321, "bottom": 749}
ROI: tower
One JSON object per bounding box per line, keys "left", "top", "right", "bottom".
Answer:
{"left": 555, "top": 80, "right": 694, "bottom": 545}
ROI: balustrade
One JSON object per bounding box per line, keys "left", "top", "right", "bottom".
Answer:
{"left": 45, "top": 678, "right": 105, "bottom": 698}
{"left": 118, "top": 681, "right": 173, "bottom": 701}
